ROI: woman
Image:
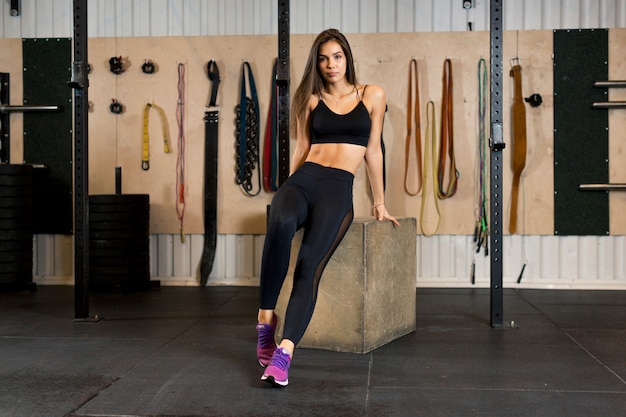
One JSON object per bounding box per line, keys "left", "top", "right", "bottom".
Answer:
{"left": 256, "top": 29, "right": 399, "bottom": 387}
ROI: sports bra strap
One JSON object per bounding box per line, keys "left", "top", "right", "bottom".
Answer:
{"left": 358, "top": 85, "right": 367, "bottom": 101}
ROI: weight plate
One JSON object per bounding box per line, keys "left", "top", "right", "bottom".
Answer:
{"left": 0, "top": 197, "right": 33, "bottom": 209}
{"left": 90, "top": 246, "right": 149, "bottom": 258}
{"left": 89, "top": 204, "right": 149, "bottom": 214}
{"left": 90, "top": 256, "right": 149, "bottom": 267}
{"left": 0, "top": 207, "right": 34, "bottom": 219}
{"left": 89, "top": 238, "right": 148, "bottom": 249}
{"left": 90, "top": 264, "right": 150, "bottom": 275}
{"left": 0, "top": 240, "right": 32, "bottom": 251}
{"left": 0, "top": 273, "right": 33, "bottom": 285}
{"left": 0, "top": 164, "right": 33, "bottom": 175}
{"left": 90, "top": 230, "right": 149, "bottom": 240}
{"left": 0, "top": 175, "right": 33, "bottom": 186}
{"left": 0, "top": 230, "right": 33, "bottom": 240}
{"left": 0, "top": 251, "right": 32, "bottom": 263}
{"left": 89, "top": 194, "right": 149, "bottom": 204}
{"left": 0, "top": 218, "right": 32, "bottom": 229}
{"left": 90, "top": 212, "right": 149, "bottom": 222}
{"left": 0, "top": 187, "right": 33, "bottom": 197}
{"left": 0, "top": 261, "right": 32, "bottom": 273}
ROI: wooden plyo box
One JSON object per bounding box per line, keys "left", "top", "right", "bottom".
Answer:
{"left": 275, "top": 217, "right": 417, "bottom": 354}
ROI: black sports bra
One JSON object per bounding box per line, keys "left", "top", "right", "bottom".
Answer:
{"left": 309, "top": 89, "right": 371, "bottom": 147}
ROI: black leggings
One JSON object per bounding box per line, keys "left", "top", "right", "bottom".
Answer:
{"left": 259, "top": 162, "right": 354, "bottom": 346}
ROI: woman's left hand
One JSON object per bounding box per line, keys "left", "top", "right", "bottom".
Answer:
{"left": 373, "top": 204, "right": 400, "bottom": 227}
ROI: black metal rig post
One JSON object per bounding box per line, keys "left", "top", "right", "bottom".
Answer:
{"left": 489, "top": 0, "right": 510, "bottom": 328}
{"left": 277, "top": 0, "right": 290, "bottom": 185}
{"left": 69, "top": 0, "right": 93, "bottom": 320}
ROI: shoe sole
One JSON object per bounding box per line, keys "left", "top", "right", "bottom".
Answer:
{"left": 261, "top": 374, "right": 288, "bottom": 388}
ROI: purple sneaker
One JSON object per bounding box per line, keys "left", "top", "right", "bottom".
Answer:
{"left": 261, "top": 347, "right": 291, "bottom": 387}
{"left": 256, "top": 314, "right": 277, "bottom": 367}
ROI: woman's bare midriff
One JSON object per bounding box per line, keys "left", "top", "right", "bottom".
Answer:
{"left": 305, "top": 143, "right": 366, "bottom": 175}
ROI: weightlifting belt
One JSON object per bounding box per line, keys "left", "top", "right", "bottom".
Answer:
{"left": 199, "top": 60, "right": 220, "bottom": 286}
{"left": 509, "top": 61, "right": 526, "bottom": 234}
{"left": 404, "top": 59, "right": 422, "bottom": 196}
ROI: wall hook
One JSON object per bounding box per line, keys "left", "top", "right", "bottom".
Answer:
{"left": 109, "top": 99, "right": 124, "bottom": 114}
{"left": 109, "top": 56, "right": 125, "bottom": 74}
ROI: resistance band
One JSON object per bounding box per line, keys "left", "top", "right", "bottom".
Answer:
{"left": 404, "top": 58, "right": 422, "bottom": 196}
{"left": 474, "top": 58, "right": 489, "bottom": 255}
{"left": 420, "top": 101, "right": 441, "bottom": 237}
{"left": 176, "top": 63, "right": 186, "bottom": 242}
{"left": 438, "top": 59, "right": 459, "bottom": 199}
{"left": 263, "top": 59, "right": 279, "bottom": 192}
{"left": 472, "top": 58, "right": 490, "bottom": 285}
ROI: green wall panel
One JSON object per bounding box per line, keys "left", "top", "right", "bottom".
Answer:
{"left": 22, "top": 38, "right": 72, "bottom": 234}
{"left": 553, "top": 29, "right": 609, "bottom": 236}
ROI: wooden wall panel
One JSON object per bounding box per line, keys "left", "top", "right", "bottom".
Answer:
{"left": 609, "top": 29, "right": 626, "bottom": 234}
{"left": 88, "top": 35, "right": 294, "bottom": 235}
{"left": 0, "top": 39, "right": 24, "bottom": 164}
{"left": 7, "top": 30, "right": 622, "bottom": 237}
{"left": 84, "top": 30, "right": 560, "bottom": 236}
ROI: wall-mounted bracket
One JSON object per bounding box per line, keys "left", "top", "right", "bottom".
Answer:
{"left": 9, "top": 0, "right": 20, "bottom": 17}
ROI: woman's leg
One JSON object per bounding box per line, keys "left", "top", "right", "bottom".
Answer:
{"left": 256, "top": 179, "right": 310, "bottom": 367}
{"left": 258, "top": 184, "right": 309, "bottom": 317}
{"left": 261, "top": 164, "right": 354, "bottom": 387}
{"left": 280, "top": 167, "right": 354, "bottom": 350}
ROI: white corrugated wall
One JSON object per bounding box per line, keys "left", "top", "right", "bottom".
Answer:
{"left": 2, "top": 0, "right": 626, "bottom": 37}
{"left": 2, "top": 0, "right": 626, "bottom": 289}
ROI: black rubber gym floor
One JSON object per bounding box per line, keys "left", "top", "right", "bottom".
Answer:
{"left": 1, "top": 285, "right": 624, "bottom": 416}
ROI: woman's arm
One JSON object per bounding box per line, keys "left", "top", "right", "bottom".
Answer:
{"left": 289, "top": 96, "right": 316, "bottom": 175}
{"left": 363, "top": 85, "right": 399, "bottom": 226}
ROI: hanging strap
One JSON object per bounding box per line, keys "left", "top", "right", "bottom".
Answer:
{"left": 263, "top": 59, "right": 279, "bottom": 192}
{"left": 404, "top": 59, "right": 422, "bottom": 196}
{"left": 199, "top": 59, "right": 220, "bottom": 286}
{"left": 141, "top": 102, "right": 171, "bottom": 171}
{"left": 236, "top": 61, "right": 261, "bottom": 196}
{"left": 207, "top": 60, "right": 220, "bottom": 107}
{"left": 175, "top": 63, "right": 186, "bottom": 242}
{"left": 509, "top": 60, "right": 527, "bottom": 234}
{"left": 438, "top": 59, "right": 459, "bottom": 199}
{"left": 474, "top": 58, "right": 489, "bottom": 256}
{"left": 420, "top": 101, "right": 441, "bottom": 237}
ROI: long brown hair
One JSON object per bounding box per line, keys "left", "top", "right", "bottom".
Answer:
{"left": 291, "top": 29, "right": 358, "bottom": 136}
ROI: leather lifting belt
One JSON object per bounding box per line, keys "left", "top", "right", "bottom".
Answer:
{"left": 404, "top": 59, "right": 422, "bottom": 195}
{"left": 199, "top": 60, "right": 220, "bottom": 286}
{"left": 509, "top": 61, "right": 527, "bottom": 234}
{"left": 438, "top": 59, "right": 459, "bottom": 199}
